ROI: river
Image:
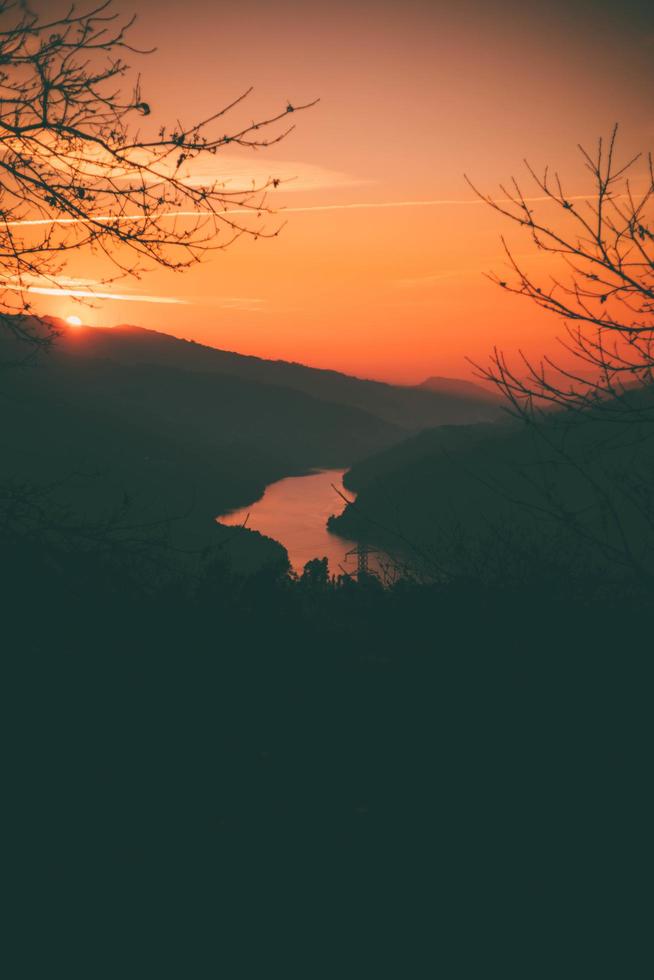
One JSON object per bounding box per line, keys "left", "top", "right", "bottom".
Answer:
{"left": 217, "top": 468, "right": 363, "bottom": 576}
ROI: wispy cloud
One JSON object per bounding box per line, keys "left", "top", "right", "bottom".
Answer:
{"left": 3, "top": 282, "right": 187, "bottom": 304}
{"left": 0, "top": 273, "right": 267, "bottom": 310}
{"left": 170, "top": 156, "right": 364, "bottom": 193}
{"left": 1, "top": 274, "right": 187, "bottom": 305}
{"left": 10, "top": 134, "right": 364, "bottom": 194}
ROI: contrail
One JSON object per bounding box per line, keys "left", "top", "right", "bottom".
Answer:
{"left": 4, "top": 193, "right": 605, "bottom": 228}
{"left": 277, "top": 194, "right": 603, "bottom": 214}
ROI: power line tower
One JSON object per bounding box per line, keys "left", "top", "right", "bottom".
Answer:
{"left": 345, "top": 541, "right": 376, "bottom": 581}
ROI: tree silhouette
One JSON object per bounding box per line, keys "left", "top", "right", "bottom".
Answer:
{"left": 467, "top": 126, "right": 653, "bottom": 419}
{"left": 301, "top": 556, "right": 330, "bottom": 590}
{"left": 468, "top": 128, "right": 654, "bottom": 582}
{"left": 0, "top": 0, "right": 316, "bottom": 352}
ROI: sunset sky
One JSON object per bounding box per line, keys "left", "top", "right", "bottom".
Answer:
{"left": 31, "top": 0, "right": 654, "bottom": 383}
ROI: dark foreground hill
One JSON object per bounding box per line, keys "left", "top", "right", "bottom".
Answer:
{"left": 341, "top": 420, "right": 515, "bottom": 495}
{"left": 0, "top": 361, "right": 296, "bottom": 571}
{"left": 330, "top": 387, "right": 654, "bottom": 583}
{"left": 3, "top": 518, "right": 650, "bottom": 976}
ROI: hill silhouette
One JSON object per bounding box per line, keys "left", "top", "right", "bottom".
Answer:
{"left": 341, "top": 420, "right": 515, "bottom": 495}
{"left": 418, "top": 375, "right": 503, "bottom": 404}
{"left": 330, "top": 387, "right": 654, "bottom": 584}
{"left": 1, "top": 355, "right": 297, "bottom": 569}
{"left": 43, "top": 317, "right": 504, "bottom": 430}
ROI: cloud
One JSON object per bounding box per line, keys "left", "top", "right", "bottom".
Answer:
{"left": 9, "top": 130, "right": 363, "bottom": 193}
{"left": 1, "top": 274, "right": 187, "bottom": 305}
{"left": 7, "top": 274, "right": 108, "bottom": 290}
{"left": 0, "top": 273, "right": 267, "bottom": 310}
{"left": 2, "top": 283, "right": 187, "bottom": 304}
{"left": 92, "top": 150, "right": 362, "bottom": 195}
{"left": 171, "top": 155, "right": 363, "bottom": 193}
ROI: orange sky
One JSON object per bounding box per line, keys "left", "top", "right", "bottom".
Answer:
{"left": 27, "top": 0, "right": 654, "bottom": 383}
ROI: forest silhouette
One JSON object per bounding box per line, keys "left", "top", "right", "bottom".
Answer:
{"left": 5, "top": 482, "right": 648, "bottom": 974}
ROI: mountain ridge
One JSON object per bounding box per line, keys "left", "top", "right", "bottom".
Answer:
{"left": 40, "top": 317, "right": 505, "bottom": 431}
{"left": 418, "top": 375, "right": 503, "bottom": 403}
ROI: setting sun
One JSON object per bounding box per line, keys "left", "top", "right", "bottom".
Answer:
{"left": 65, "top": 314, "right": 82, "bottom": 327}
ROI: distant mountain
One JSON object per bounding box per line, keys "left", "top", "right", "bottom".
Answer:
{"left": 40, "top": 318, "right": 505, "bottom": 430}
{"left": 417, "top": 376, "right": 503, "bottom": 404}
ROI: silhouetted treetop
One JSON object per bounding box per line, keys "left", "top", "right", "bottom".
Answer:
{"left": 467, "top": 126, "right": 654, "bottom": 419}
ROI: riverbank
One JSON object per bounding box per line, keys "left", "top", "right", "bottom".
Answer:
{"left": 217, "top": 469, "right": 358, "bottom": 576}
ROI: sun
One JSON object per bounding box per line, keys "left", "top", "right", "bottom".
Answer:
{"left": 65, "top": 314, "right": 83, "bottom": 327}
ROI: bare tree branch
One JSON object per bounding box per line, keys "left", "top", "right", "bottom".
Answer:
{"left": 465, "top": 126, "right": 654, "bottom": 419}
{"left": 466, "top": 127, "right": 654, "bottom": 582}
{"left": 0, "top": 0, "right": 317, "bottom": 352}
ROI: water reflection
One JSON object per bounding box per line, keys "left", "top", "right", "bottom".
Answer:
{"left": 217, "top": 468, "right": 361, "bottom": 576}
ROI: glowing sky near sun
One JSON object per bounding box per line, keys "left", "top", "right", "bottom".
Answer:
{"left": 24, "top": 0, "right": 654, "bottom": 383}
